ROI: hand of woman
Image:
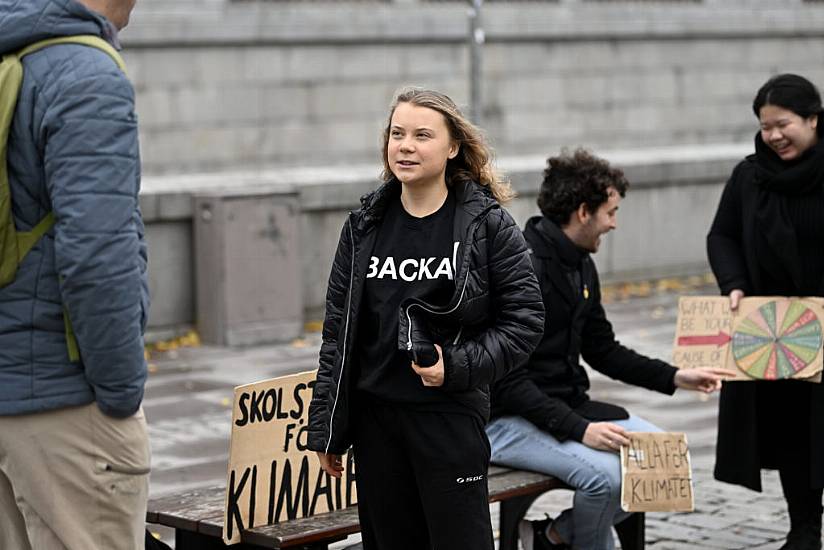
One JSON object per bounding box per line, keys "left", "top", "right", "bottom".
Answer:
{"left": 582, "top": 422, "right": 630, "bottom": 452}
{"left": 411, "top": 344, "right": 445, "bottom": 387}
{"left": 316, "top": 451, "right": 344, "bottom": 478}
{"left": 674, "top": 367, "right": 731, "bottom": 393}
{"left": 729, "top": 289, "right": 745, "bottom": 311}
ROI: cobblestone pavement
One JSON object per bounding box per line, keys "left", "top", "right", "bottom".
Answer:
{"left": 144, "top": 284, "right": 799, "bottom": 549}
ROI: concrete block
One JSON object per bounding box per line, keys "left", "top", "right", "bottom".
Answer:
{"left": 192, "top": 47, "right": 247, "bottom": 85}
{"left": 677, "top": 70, "right": 761, "bottom": 105}
{"left": 195, "top": 190, "right": 302, "bottom": 345}
{"left": 173, "top": 85, "right": 265, "bottom": 126}
{"left": 128, "top": 49, "right": 201, "bottom": 88}
{"left": 606, "top": 182, "right": 725, "bottom": 277}
{"left": 260, "top": 85, "right": 313, "bottom": 124}
{"left": 259, "top": 116, "right": 382, "bottom": 166}
{"left": 281, "top": 45, "right": 406, "bottom": 83}
{"left": 242, "top": 47, "right": 289, "bottom": 83}
{"left": 135, "top": 87, "right": 175, "bottom": 130}
{"left": 607, "top": 72, "right": 679, "bottom": 106}
{"left": 563, "top": 73, "right": 611, "bottom": 108}
{"left": 337, "top": 45, "right": 407, "bottom": 81}
{"left": 500, "top": 109, "right": 587, "bottom": 150}
{"left": 309, "top": 81, "right": 395, "bottom": 119}
{"left": 280, "top": 46, "right": 344, "bottom": 82}
{"left": 400, "top": 44, "right": 467, "bottom": 78}
{"left": 139, "top": 128, "right": 200, "bottom": 173}
{"left": 300, "top": 211, "right": 350, "bottom": 321}
{"left": 140, "top": 126, "right": 266, "bottom": 174}
{"left": 491, "top": 75, "right": 565, "bottom": 109}
{"left": 145, "top": 221, "right": 194, "bottom": 330}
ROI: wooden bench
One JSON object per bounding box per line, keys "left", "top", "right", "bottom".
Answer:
{"left": 146, "top": 466, "right": 645, "bottom": 549}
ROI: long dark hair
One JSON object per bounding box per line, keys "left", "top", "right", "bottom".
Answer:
{"left": 752, "top": 73, "right": 823, "bottom": 119}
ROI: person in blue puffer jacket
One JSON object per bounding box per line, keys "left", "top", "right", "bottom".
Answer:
{"left": 0, "top": 0, "right": 150, "bottom": 548}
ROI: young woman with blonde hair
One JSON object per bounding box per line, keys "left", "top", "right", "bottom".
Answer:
{"left": 308, "top": 88, "right": 544, "bottom": 549}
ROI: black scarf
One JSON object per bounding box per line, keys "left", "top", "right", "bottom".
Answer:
{"left": 752, "top": 128, "right": 824, "bottom": 291}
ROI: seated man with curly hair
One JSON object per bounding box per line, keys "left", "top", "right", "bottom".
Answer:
{"left": 487, "top": 149, "right": 727, "bottom": 550}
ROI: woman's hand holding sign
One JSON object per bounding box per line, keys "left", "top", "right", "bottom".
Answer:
{"left": 583, "top": 422, "right": 631, "bottom": 452}
{"left": 316, "top": 452, "right": 344, "bottom": 478}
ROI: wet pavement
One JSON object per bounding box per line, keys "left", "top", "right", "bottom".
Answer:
{"left": 143, "top": 279, "right": 796, "bottom": 549}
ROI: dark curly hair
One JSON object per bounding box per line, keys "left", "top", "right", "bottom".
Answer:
{"left": 537, "top": 148, "right": 629, "bottom": 226}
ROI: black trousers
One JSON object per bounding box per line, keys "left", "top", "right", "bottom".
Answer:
{"left": 758, "top": 383, "right": 823, "bottom": 535}
{"left": 352, "top": 400, "right": 494, "bottom": 550}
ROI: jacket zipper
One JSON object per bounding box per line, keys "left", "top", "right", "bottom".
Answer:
{"left": 325, "top": 216, "right": 355, "bottom": 454}
{"left": 404, "top": 206, "right": 495, "bottom": 352}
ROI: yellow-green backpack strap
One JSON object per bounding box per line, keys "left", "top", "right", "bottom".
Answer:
{"left": 0, "top": 48, "right": 25, "bottom": 287}
{"left": 18, "top": 35, "right": 126, "bottom": 72}
{"left": 15, "top": 212, "right": 55, "bottom": 262}
{"left": 12, "top": 35, "right": 126, "bottom": 363}
{"left": 63, "top": 306, "right": 80, "bottom": 363}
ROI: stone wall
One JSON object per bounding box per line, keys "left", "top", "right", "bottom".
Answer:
{"left": 122, "top": 0, "right": 824, "bottom": 174}
{"left": 140, "top": 144, "right": 748, "bottom": 340}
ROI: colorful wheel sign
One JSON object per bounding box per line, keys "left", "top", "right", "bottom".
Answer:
{"left": 732, "top": 300, "right": 823, "bottom": 380}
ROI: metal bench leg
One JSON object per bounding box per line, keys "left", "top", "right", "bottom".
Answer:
{"left": 614, "top": 512, "right": 645, "bottom": 550}
{"left": 499, "top": 494, "right": 541, "bottom": 550}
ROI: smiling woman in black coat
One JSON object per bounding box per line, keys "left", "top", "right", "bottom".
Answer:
{"left": 708, "top": 73, "right": 824, "bottom": 550}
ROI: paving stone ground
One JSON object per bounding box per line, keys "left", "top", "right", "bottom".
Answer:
{"left": 143, "top": 284, "right": 803, "bottom": 549}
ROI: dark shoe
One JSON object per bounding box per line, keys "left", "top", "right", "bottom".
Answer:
{"left": 778, "top": 525, "right": 822, "bottom": 550}
{"left": 518, "top": 516, "right": 568, "bottom": 550}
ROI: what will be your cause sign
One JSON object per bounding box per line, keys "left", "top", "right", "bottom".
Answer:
{"left": 222, "top": 371, "right": 357, "bottom": 545}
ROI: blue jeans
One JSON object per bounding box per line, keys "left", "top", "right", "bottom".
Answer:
{"left": 486, "top": 414, "right": 661, "bottom": 550}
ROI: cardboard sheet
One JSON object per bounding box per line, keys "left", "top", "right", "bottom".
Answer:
{"left": 222, "top": 371, "right": 356, "bottom": 545}
{"left": 672, "top": 296, "right": 824, "bottom": 382}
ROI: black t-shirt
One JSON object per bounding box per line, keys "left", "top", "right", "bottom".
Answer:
{"left": 356, "top": 191, "right": 458, "bottom": 404}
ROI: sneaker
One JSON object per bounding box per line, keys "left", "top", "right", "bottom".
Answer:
{"left": 518, "top": 516, "right": 568, "bottom": 550}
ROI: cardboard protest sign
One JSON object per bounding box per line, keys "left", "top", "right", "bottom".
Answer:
{"left": 672, "top": 296, "right": 824, "bottom": 382}
{"left": 620, "top": 432, "right": 694, "bottom": 513}
{"left": 222, "top": 371, "right": 356, "bottom": 545}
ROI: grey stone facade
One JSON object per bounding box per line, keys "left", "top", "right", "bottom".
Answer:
{"left": 122, "top": 0, "right": 824, "bottom": 174}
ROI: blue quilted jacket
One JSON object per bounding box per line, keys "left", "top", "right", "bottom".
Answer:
{"left": 0, "top": 0, "right": 148, "bottom": 418}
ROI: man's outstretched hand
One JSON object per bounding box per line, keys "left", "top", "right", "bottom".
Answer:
{"left": 674, "top": 367, "right": 732, "bottom": 393}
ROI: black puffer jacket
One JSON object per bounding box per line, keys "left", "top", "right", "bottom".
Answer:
{"left": 491, "top": 217, "right": 677, "bottom": 442}
{"left": 308, "top": 179, "right": 545, "bottom": 454}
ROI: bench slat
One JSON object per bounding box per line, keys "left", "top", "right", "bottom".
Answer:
{"left": 244, "top": 507, "right": 360, "bottom": 548}
{"left": 488, "top": 469, "right": 569, "bottom": 503}
{"left": 146, "top": 467, "right": 560, "bottom": 548}
{"left": 151, "top": 486, "right": 225, "bottom": 532}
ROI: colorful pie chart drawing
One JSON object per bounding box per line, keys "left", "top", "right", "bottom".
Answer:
{"left": 732, "top": 300, "right": 823, "bottom": 380}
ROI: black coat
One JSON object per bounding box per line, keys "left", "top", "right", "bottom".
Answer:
{"left": 308, "top": 179, "right": 545, "bottom": 455}
{"left": 491, "top": 217, "right": 677, "bottom": 442}
{"left": 708, "top": 155, "right": 824, "bottom": 491}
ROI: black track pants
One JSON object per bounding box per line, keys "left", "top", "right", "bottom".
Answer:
{"left": 352, "top": 401, "right": 494, "bottom": 550}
